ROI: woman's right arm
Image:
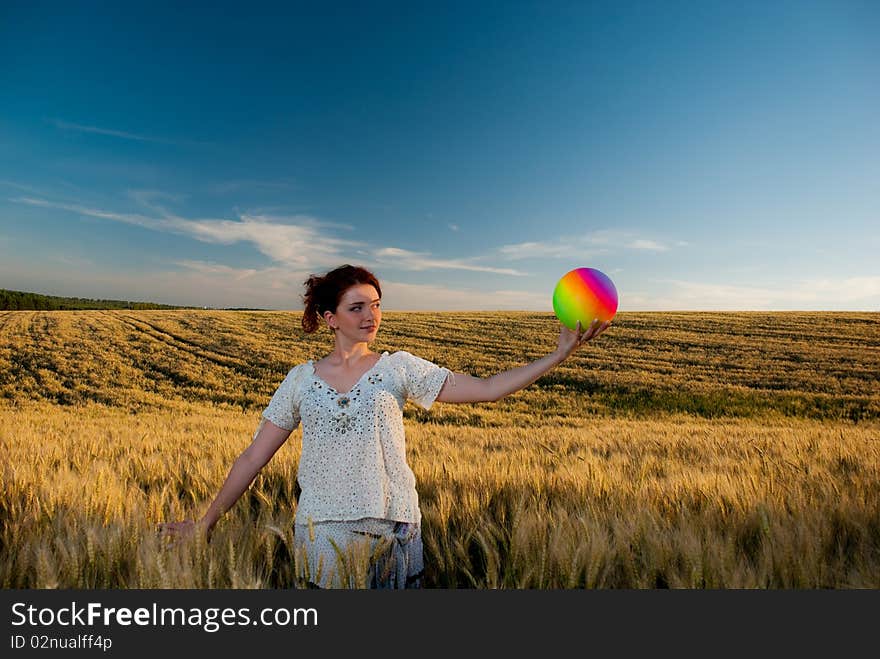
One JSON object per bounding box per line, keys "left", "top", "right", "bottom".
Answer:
{"left": 159, "top": 419, "right": 293, "bottom": 539}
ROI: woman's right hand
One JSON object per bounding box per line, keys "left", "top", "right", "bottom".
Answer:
{"left": 555, "top": 318, "right": 611, "bottom": 360}
{"left": 157, "top": 518, "right": 210, "bottom": 544}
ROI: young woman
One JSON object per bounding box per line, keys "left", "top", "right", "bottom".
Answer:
{"left": 159, "top": 264, "right": 611, "bottom": 588}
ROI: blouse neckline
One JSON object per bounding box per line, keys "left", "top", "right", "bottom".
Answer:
{"left": 308, "top": 351, "right": 389, "bottom": 395}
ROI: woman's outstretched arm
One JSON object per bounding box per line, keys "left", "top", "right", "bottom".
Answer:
{"left": 435, "top": 318, "right": 611, "bottom": 404}
{"left": 158, "top": 419, "right": 292, "bottom": 539}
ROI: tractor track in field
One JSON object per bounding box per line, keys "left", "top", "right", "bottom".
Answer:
{"left": 109, "top": 312, "right": 252, "bottom": 373}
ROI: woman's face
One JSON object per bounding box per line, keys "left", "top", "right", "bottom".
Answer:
{"left": 327, "top": 284, "right": 381, "bottom": 342}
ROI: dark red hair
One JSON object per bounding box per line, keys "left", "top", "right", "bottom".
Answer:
{"left": 301, "top": 264, "right": 382, "bottom": 334}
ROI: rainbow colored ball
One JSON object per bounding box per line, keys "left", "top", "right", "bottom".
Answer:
{"left": 552, "top": 267, "right": 618, "bottom": 330}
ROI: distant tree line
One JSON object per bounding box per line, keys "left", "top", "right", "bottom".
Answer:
{"left": 0, "top": 288, "right": 193, "bottom": 310}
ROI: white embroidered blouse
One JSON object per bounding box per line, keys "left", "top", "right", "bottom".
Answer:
{"left": 261, "top": 350, "right": 451, "bottom": 525}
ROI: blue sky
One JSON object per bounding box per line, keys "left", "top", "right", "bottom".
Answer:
{"left": 1, "top": 1, "right": 877, "bottom": 311}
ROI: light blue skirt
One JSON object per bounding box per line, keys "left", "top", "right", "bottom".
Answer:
{"left": 293, "top": 517, "right": 424, "bottom": 589}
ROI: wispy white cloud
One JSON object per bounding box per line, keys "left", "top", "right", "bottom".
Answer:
{"left": 448, "top": 223, "right": 459, "bottom": 232}
{"left": 10, "top": 196, "right": 527, "bottom": 277}
{"left": 1, "top": 179, "right": 86, "bottom": 202}
{"left": 48, "top": 118, "right": 210, "bottom": 146}
{"left": 128, "top": 189, "right": 189, "bottom": 205}
{"left": 228, "top": 214, "right": 365, "bottom": 268}
{"left": 50, "top": 118, "right": 176, "bottom": 144}
{"left": 127, "top": 189, "right": 190, "bottom": 217}
{"left": 497, "top": 240, "right": 591, "bottom": 260}
{"left": 12, "top": 196, "right": 361, "bottom": 268}
{"left": 12, "top": 197, "right": 164, "bottom": 230}
{"left": 372, "top": 247, "right": 527, "bottom": 276}
{"left": 0, "top": 179, "right": 43, "bottom": 194}
{"left": 239, "top": 212, "right": 357, "bottom": 233}
{"left": 497, "top": 230, "right": 674, "bottom": 260}
{"left": 627, "top": 239, "right": 667, "bottom": 251}
{"left": 174, "top": 260, "right": 260, "bottom": 281}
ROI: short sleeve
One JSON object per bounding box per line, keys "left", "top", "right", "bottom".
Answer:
{"left": 396, "top": 351, "right": 450, "bottom": 411}
{"left": 261, "top": 365, "right": 304, "bottom": 431}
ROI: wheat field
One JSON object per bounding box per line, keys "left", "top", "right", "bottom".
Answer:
{"left": 1, "top": 310, "right": 878, "bottom": 588}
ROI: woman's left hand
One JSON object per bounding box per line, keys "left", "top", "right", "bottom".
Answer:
{"left": 556, "top": 318, "right": 612, "bottom": 360}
